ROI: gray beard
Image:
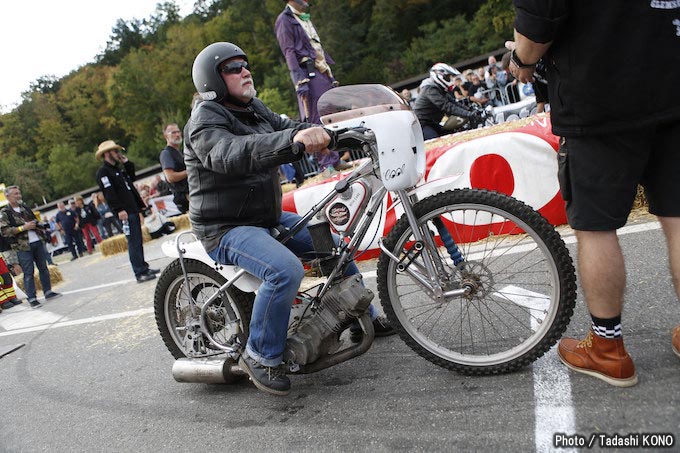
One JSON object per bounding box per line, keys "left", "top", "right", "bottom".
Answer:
{"left": 242, "top": 84, "right": 257, "bottom": 99}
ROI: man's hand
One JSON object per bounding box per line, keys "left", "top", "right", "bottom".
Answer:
{"left": 11, "top": 264, "right": 21, "bottom": 276}
{"left": 505, "top": 34, "right": 552, "bottom": 84}
{"left": 22, "top": 220, "right": 37, "bottom": 231}
{"left": 293, "top": 127, "right": 331, "bottom": 154}
{"left": 113, "top": 151, "right": 128, "bottom": 164}
{"left": 118, "top": 210, "right": 129, "bottom": 221}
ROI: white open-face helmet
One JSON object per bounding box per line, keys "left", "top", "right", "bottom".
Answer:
{"left": 430, "top": 62, "right": 460, "bottom": 90}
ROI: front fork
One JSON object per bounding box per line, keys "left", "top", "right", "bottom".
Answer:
{"left": 379, "top": 190, "right": 468, "bottom": 302}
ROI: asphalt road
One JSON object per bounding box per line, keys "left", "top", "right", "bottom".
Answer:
{"left": 1, "top": 215, "right": 679, "bottom": 452}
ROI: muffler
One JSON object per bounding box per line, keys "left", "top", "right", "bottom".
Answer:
{"left": 172, "top": 357, "right": 246, "bottom": 384}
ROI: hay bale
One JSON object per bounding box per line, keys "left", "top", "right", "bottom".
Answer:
{"left": 282, "top": 183, "right": 297, "bottom": 194}
{"left": 142, "top": 226, "right": 152, "bottom": 243}
{"left": 170, "top": 214, "right": 191, "bottom": 231}
{"left": 633, "top": 185, "right": 648, "bottom": 209}
{"left": 100, "top": 214, "right": 192, "bottom": 257}
{"left": 100, "top": 234, "right": 129, "bottom": 256}
{"left": 15, "top": 265, "right": 63, "bottom": 292}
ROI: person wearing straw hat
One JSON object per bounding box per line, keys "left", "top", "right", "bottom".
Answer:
{"left": 95, "top": 140, "right": 159, "bottom": 283}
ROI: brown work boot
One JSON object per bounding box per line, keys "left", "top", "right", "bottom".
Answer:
{"left": 672, "top": 325, "right": 680, "bottom": 359}
{"left": 558, "top": 329, "right": 638, "bottom": 387}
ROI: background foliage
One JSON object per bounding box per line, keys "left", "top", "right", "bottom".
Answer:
{"left": 0, "top": 0, "right": 512, "bottom": 206}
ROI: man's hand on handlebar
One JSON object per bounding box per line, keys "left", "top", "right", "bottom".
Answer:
{"left": 293, "top": 127, "right": 332, "bottom": 154}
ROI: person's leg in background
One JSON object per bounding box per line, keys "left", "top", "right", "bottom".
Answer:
{"left": 81, "top": 224, "right": 94, "bottom": 254}
{"left": 85, "top": 223, "right": 103, "bottom": 249}
{"left": 64, "top": 231, "right": 78, "bottom": 260}
{"left": 643, "top": 120, "right": 680, "bottom": 359}
{"left": 16, "top": 250, "right": 40, "bottom": 307}
{"left": 74, "top": 230, "right": 86, "bottom": 257}
{"left": 31, "top": 241, "right": 59, "bottom": 300}
{"left": 126, "top": 214, "right": 152, "bottom": 281}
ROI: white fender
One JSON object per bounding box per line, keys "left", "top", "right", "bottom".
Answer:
{"left": 407, "top": 174, "right": 465, "bottom": 201}
{"left": 161, "top": 234, "right": 262, "bottom": 292}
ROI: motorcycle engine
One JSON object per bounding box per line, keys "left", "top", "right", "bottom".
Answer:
{"left": 284, "top": 274, "right": 373, "bottom": 366}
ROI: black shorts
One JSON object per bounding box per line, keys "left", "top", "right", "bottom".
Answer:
{"left": 558, "top": 120, "right": 680, "bottom": 231}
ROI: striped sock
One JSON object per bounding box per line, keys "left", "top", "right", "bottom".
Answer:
{"left": 591, "top": 314, "right": 622, "bottom": 339}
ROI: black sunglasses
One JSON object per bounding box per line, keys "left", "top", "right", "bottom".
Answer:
{"left": 220, "top": 61, "right": 249, "bottom": 75}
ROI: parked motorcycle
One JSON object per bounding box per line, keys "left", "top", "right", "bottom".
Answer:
{"left": 154, "top": 84, "right": 576, "bottom": 384}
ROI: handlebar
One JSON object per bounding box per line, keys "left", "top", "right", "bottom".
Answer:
{"left": 291, "top": 141, "right": 306, "bottom": 155}
{"left": 292, "top": 126, "right": 372, "bottom": 154}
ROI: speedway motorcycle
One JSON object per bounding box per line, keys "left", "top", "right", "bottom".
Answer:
{"left": 154, "top": 84, "right": 576, "bottom": 384}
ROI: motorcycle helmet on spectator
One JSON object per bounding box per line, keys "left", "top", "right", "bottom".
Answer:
{"left": 429, "top": 63, "right": 460, "bottom": 91}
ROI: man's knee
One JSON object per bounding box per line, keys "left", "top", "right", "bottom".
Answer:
{"left": 266, "top": 258, "right": 304, "bottom": 287}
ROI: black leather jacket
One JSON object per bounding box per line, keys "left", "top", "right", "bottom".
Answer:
{"left": 413, "top": 78, "right": 474, "bottom": 129}
{"left": 184, "top": 99, "right": 309, "bottom": 252}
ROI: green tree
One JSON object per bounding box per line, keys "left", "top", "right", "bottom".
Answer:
{"left": 0, "top": 0, "right": 514, "bottom": 204}
{"left": 47, "top": 144, "right": 100, "bottom": 196}
{"left": 0, "top": 154, "right": 52, "bottom": 207}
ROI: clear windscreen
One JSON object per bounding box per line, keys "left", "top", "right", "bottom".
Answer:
{"left": 317, "top": 84, "right": 407, "bottom": 118}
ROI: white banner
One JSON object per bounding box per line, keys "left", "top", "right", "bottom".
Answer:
{"left": 148, "top": 195, "right": 181, "bottom": 217}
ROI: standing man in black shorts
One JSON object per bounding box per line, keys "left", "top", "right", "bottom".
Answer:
{"left": 159, "top": 123, "right": 189, "bottom": 214}
{"left": 509, "top": 1, "right": 680, "bottom": 387}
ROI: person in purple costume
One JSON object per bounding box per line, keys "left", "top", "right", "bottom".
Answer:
{"left": 275, "top": 0, "right": 337, "bottom": 125}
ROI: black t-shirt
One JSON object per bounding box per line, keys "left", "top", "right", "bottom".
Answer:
{"left": 159, "top": 145, "right": 189, "bottom": 194}
{"left": 467, "top": 83, "right": 484, "bottom": 97}
{"left": 56, "top": 209, "right": 77, "bottom": 232}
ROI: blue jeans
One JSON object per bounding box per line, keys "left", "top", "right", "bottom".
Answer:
{"left": 17, "top": 241, "right": 52, "bottom": 300}
{"left": 208, "top": 212, "right": 375, "bottom": 367}
{"left": 126, "top": 214, "right": 149, "bottom": 277}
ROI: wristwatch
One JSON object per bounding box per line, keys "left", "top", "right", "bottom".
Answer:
{"left": 510, "top": 49, "right": 536, "bottom": 69}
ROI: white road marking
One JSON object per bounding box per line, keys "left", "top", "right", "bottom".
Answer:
{"left": 0, "top": 279, "right": 136, "bottom": 333}
{"left": 60, "top": 279, "right": 135, "bottom": 295}
{"left": 492, "top": 285, "right": 549, "bottom": 332}
{"left": 0, "top": 306, "right": 66, "bottom": 330}
{"left": 0, "top": 308, "right": 153, "bottom": 337}
{"left": 494, "top": 285, "right": 575, "bottom": 452}
{"left": 533, "top": 352, "right": 576, "bottom": 453}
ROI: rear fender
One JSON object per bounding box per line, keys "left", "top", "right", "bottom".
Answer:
{"left": 161, "top": 233, "right": 262, "bottom": 293}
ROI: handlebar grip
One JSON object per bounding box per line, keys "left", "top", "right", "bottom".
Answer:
{"left": 292, "top": 141, "right": 306, "bottom": 155}
{"left": 324, "top": 127, "right": 341, "bottom": 150}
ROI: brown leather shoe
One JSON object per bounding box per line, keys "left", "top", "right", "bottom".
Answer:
{"left": 558, "top": 330, "right": 638, "bottom": 387}
{"left": 672, "top": 325, "right": 680, "bottom": 359}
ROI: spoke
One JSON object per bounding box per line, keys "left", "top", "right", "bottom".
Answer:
{"left": 481, "top": 293, "right": 542, "bottom": 332}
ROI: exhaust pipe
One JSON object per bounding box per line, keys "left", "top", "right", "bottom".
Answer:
{"left": 172, "top": 358, "right": 246, "bottom": 384}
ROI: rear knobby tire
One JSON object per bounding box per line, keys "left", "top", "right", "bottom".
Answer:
{"left": 154, "top": 259, "right": 253, "bottom": 360}
{"left": 377, "top": 189, "right": 576, "bottom": 375}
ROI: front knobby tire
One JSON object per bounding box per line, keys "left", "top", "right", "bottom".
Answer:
{"left": 153, "top": 259, "right": 253, "bottom": 359}
{"left": 377, "top": 189, "right": 576, "bottom": 375}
